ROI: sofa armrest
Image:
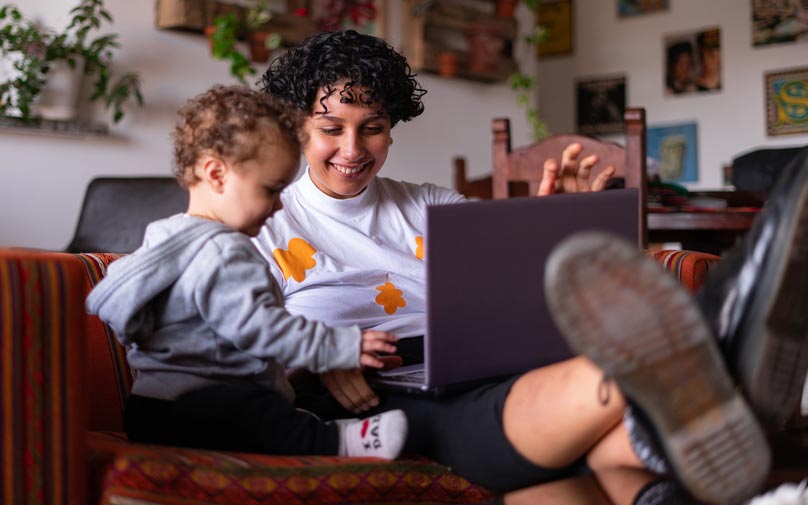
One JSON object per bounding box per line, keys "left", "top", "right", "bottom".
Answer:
{"left": 648, "top": 249, "right": 721, "bottom": 293}
{"left": 0, "top": 250, "right": 89, "bottom": 505}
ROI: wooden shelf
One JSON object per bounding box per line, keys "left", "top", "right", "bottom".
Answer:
{"left": 0, "top": 116, "right": 109, "bottom": 137}
{"left": 404, "top": 0, "right": 518, "bottom": 83}
{"left": 155, "top": 0, "right": 316, "bottom": 46}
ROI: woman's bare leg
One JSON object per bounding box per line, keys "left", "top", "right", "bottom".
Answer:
{"left": 502, "top": 355, "right": 637, "bottom": 468}
{"left": 586, "top": 422, "right": 643, "bottom": 471}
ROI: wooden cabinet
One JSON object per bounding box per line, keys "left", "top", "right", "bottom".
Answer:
{"left": 403, "top": 0, "right": 518, "bottom": 82}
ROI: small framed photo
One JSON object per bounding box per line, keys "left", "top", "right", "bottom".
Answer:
{"left": 576, "top": 75, "right": 627, "bottom": 135}
{"left": 536, "top": 0, "right": 573, "bottom": 57}
{"left": 765, "top": 67, "right": 808, "bottom": 136}
{"left": 752, "top": 0, "right": 808, "bottom": 47}
{"left": 618, "top": 0, "right": 669, "bottom": 18}
{"left": 311, "top": 0, "right": 387, "bottom": 39}
{"left": 664, "top": 26, "right": 722, "bottom": 96}
{"left": 647, "top": 122, "right": 699, "bottom": 183}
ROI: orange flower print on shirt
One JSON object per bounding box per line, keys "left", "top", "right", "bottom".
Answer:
{"left": 415, "top": 236, "right": 425, "bottom": 260}
{"left": 375, "top": 282, "right": 407, "bottom": 315}
{"left": 272, "top": 238, "right": 316, "bottom": 282}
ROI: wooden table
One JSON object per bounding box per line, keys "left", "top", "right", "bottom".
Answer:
{"left": 648, "top": 207, "right": 761, "bottom": 255}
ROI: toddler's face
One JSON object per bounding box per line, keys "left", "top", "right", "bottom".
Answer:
{"left": 224, "top": 137, "right": 300, "bottom": 236}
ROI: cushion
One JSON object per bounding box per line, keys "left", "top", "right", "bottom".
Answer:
{"left": 647, "top": 249, "right": 720, "bottom": 293}
{"left": 89, "top": 432, "right": 494, "bottom": 504}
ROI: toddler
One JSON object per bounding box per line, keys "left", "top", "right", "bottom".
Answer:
{"left": 86, "top": 85, "right": 407, "bottom": 459}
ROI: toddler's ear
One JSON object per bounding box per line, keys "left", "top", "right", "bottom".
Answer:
{"left": 197, "top": 155, "right": 228, "bottom": 193}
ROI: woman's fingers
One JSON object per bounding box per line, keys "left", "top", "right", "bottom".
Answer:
{"left": 538, "top": 159, "right": 559, "bottom": 196}
{"left": 321, "top": 369, "right": 379, "bottom": 413}
{"left": 591, "top": 165, "right": 617, "bottom": 191}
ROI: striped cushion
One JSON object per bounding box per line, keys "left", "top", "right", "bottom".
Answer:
{"left": 0, "top": 251, "right": 88, "bottom": 505}
{"left": 74, "top": 253, "right": 131, "bottom": 432}
{"left": 648, "top": 249, "right": 720, "bottom": 293}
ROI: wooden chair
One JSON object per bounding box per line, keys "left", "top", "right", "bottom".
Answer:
{"left": 453, "top": 157, "right": 529, "bottom": 199}
{"left": 491, "top": 108, "right": 648, "bottom": 247}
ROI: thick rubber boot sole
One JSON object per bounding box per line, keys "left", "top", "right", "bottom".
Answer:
{"left": 739, "top": 181, "right": 808, "bottom": 426}
{"left": 545, "top": 232, "right": 771, "bottom": 505}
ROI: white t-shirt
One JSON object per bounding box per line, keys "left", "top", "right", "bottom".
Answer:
{"left": 253, "top": 168, "right": 465, "bottom": 337}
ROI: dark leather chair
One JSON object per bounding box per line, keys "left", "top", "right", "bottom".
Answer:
{"left": 65, "top": 177, "right": 189, "bottom": 253}
{"left": 731, "top": 146, "right": 808, "bottom": 197}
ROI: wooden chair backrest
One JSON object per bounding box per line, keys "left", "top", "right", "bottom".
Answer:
{"left": 491, "top": 108, "right": 648, "bottom": 246}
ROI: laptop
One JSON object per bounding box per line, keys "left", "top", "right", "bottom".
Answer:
{"left": 370, "top": 188, "right": 641, "bottom": 395}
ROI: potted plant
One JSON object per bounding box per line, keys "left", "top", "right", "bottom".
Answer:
{"left": 245, "top": 0, "right": 282, "bottom": 63}
{"left": 0, "top": 0, "right": 143, "bottom": 124}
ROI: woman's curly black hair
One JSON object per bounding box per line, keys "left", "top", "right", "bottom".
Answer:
{"left": 259, "top": 30, "right": 426, "bottom": 127}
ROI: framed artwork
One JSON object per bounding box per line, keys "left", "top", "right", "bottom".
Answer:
{"left": 752, "top": 0, "right": 808, "bottom": 47}
{"left": 311, "top": 0, "right": 387, "bottom": 39}
{"left": 536, "top": 0, "right": 573, "bottom": 57}
{"left": 576, "top": 75, "right": 626, "bottom": 135}
{"left": 664, "top": 26, "right": 722, "bottom": 96}
{"left": 647, "top": 122, "right": 699, "bottom": 183}
{"left": 765, "top": 67, "right": 808, "bottom": 136}
{"left": 618, "top": 0, "right": 669, "bottom": 18}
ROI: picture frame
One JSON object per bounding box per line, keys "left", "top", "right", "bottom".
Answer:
{"left": 536, "top": 0, "right": 573, "bottom": 57}
{"left": 311, "top": 0, "right": 387, "bottom": 39}
{"left": 765, "top": 67, "right": 808, "bottom": 136}
{"left": 576, "top": 75, "right": 627, "bottom": 135}
{"left": 663, "top": 26, "right": 722, "bottom": 96}
{"left": 647, "top": 122, "right": 699, "bottom": 183}
{"left": 752, "top": 0, "right": 808, "bottom": 47}
{"left": 617, "top": 0, "right": 669, "bottom": 18}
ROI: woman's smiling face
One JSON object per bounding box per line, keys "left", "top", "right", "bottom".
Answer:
{"left": 302, "top": 83, "right": 392, "bottom": 199}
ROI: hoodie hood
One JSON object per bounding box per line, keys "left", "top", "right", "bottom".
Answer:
{"left": 86, "top": 215, "right": 234, "bottom": 345}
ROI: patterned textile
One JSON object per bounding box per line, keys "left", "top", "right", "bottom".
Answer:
{"left": 647, "top": 249, "right": 720, "bottom": 293}
{"left": 0, "top": 251, "right": 88, "bottom": 505}
{"left": 74, "top": 253, "right": 131, "bottom": 432}
{"left": 88, "top": 432, "right": 493, "bottom": 505}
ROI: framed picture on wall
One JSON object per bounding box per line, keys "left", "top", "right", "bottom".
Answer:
{"left": 647, "top": 122, "right": 699, "bottom": 183}
{"left": 312, "top": 0, "right": 387, "bottom": 39}
{"left": 618, "top": 0, "right": 669, "bottom": 18}
{"left": 536, "top": 0, "right": 573, "bottom": 57}
{"left": 752, "top": 0, "right": 808, "bottom": 47}
{"left": 765, "top": 67, "right": 808, "bottom": 136}
{"left": 576, "top": 75, "right": 626, "bottom": 135}
{"left": 664, "top": 26, "right": 722, "bottom": 96}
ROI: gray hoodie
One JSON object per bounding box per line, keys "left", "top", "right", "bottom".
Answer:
{"left": 86, "top": 215, "right": 361, "bottom": 402}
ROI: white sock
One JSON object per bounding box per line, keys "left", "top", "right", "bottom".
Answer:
{"left": 334, "top": 409, "right": 407, "bottom": 460}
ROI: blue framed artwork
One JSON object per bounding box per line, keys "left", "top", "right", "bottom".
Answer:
{"left": 647, "top": 122, "right": 699, "bottom": 183}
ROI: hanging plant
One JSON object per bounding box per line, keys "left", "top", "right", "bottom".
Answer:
{"left": 508, "top": 0, "right": 549, "bottom": 140}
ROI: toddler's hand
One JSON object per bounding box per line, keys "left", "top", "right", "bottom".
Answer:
{"left": 359, "top": 330, "right": 398, "bottom": 369}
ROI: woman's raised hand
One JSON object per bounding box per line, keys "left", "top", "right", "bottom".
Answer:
{"left": 537, "top": 143, "right": 616, "bottom": 196}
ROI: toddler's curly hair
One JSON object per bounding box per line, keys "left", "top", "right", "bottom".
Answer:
{"left": 259, "top": 30, "right": 426, "bottom": 127}
{"left": 172, "top": 85, "right": 302, "bottom": 188}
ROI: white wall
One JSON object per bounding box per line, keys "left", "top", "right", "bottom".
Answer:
{"left": 537, "top": 0, "right": 808, "bottom": 189}
{"left": 0, "top": 0, "right": 531, "bottom": 249}
{"left": 2, "top": 0, "right": 806, "bottom": 249}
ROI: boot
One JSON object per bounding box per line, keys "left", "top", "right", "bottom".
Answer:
{"left": 545, "top": 231, "right": 770, "bottom": 505}
{"left": 698, "top": 148, "right": 808, "bottom": 427}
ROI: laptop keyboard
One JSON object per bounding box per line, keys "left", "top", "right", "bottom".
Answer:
{"left": 383, "top": 368, "right": 425, "bottom": 384}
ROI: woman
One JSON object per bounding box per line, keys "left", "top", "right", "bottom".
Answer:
{"left": 253, "top": 30, "right": 768, "bottom": 503}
